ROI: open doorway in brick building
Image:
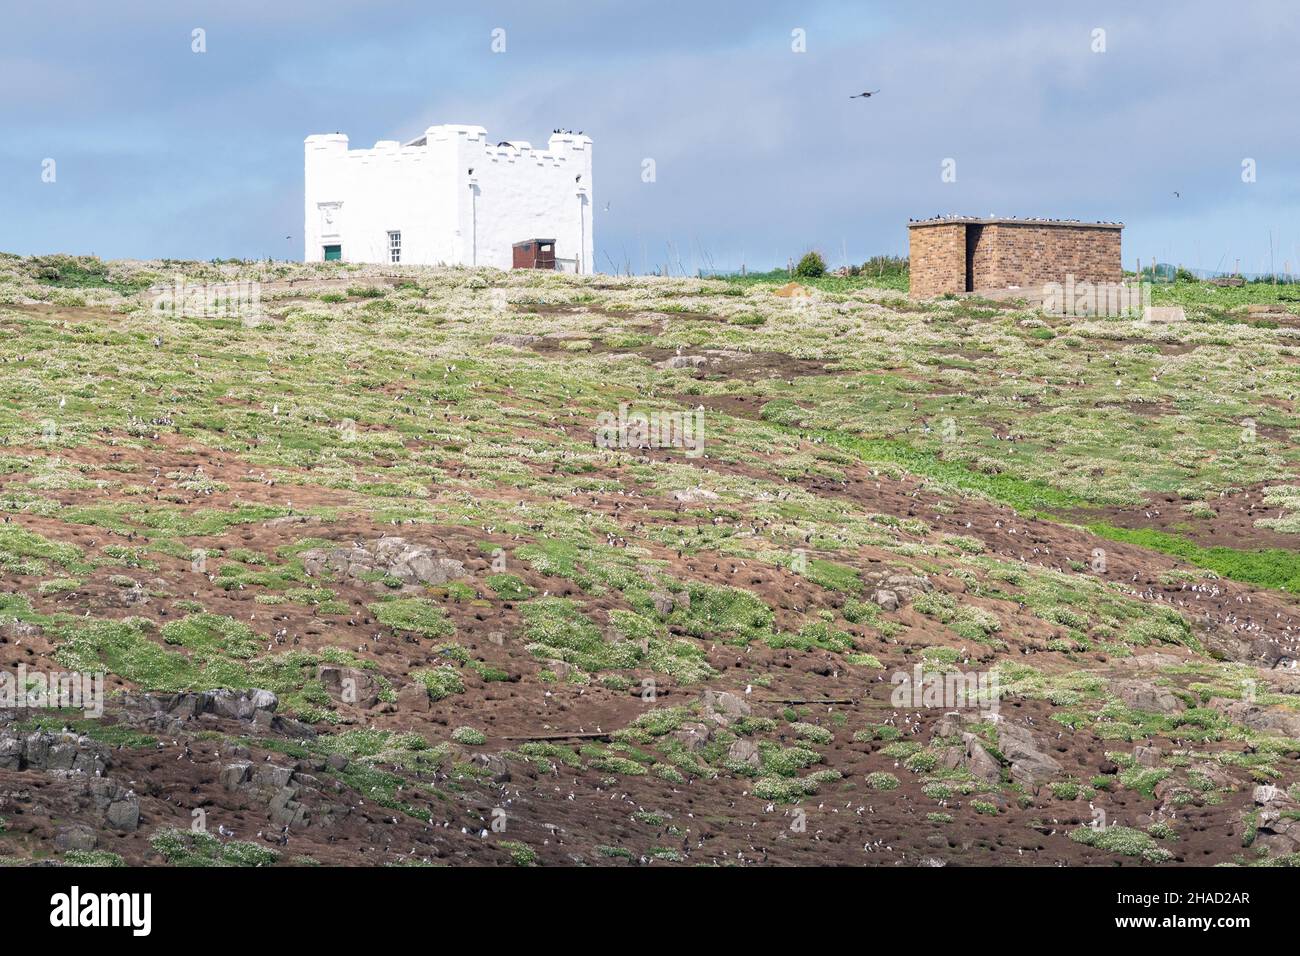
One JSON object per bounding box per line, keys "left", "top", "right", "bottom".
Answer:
{"left": 964, "top": 223, "right": 982, "bottom": 292}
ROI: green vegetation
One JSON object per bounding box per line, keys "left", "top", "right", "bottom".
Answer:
{"left": 3, "top": 255, "right": 1299, "bottom": 867}
{"left": 150, "top": 829, "right": 281, "bottom": 867}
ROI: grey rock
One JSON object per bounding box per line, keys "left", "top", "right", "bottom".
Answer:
{"left": 997, "top": 722, "right": 1062, "bottom": 790}
{"left": 1, "top": 620, "right": 43, "bottom": 641}
{"left": 325, "top": 753, "right": 349, "bottom": 771}
{"left": 492, "top": 333, "right": 541, "bottom": 347}
{"left": 703, "top": 690, "right": 751, "bottom": 720}
{"left": 1215, "top": 701, "right": 1300, "bottom": 738}
{"left": 219, "top": 761, "right": 253, "bottom": 791}
{"left": 1133, "top": 745, "right": 1161, "bottom": 768}
{"left": 106, "top": 797, "right": 140, "bottom": 832}
{"left": 473, "top": 753, "right": 511, "bottom": 783}
{"left": 318, "top": 665, "right": 380, "bottom": 708}
{"left": 252, "top": 764, "right": 294, "bottom": 790}
{"left": 397, "top": 682, "right": 431, "bottom": 713}
{"left": 650, "top": 591, "right": 675, "bottom": 617}
{"left": 1111, "top": 679, "right": 1185, "bottom": 715}
{"left": 303, "top": 536, "right": 464, "bottom": 587}
{"left": 672, "top": 721, "right": 713, "bottom": 753}
{"left": 727, "top": 739, "right": 761, "bottom": 769}
{"left": 872, "top": 589, "right": 900, "bottom": 612}
{"left": 55, "top": 825, "right": 99, "bottom": 852}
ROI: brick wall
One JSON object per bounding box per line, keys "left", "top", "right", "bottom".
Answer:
{"left": 907, "top": 223, "right": 967, "bottom": 298}
{"left": 909, "top": 220, "right": 1122, "bottom": 298}
{"left": 980, "top": 223, "right": 1122, "bottom": 290}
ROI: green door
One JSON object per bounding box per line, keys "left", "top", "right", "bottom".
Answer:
{"left": 323, "top": 245, "right": 341, "bottom": 261}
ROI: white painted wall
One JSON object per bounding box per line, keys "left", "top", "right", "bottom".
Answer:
{"left": 304, "top": 125, "right": 593, "bottom": 272}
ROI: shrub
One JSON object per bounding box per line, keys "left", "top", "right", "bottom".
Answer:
{"left": 451, "top": 726, "right": 486, "bottom": 746}
{"left": 794, "top": 251, "right": 826, "bottom": 278}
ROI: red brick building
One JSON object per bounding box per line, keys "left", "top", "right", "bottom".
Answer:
{"left": 908, "top": 216, "right": 1123, "bottom": 298}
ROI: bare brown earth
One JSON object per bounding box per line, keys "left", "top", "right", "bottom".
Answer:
{"left": 3, "top": 422, "right": 1298, "bottom": 866}
{"left": 1080, "top": 484, "right": 1300, "bottom": 551}
{"left": 5, "top": 288, "right": 1300, "bottom": 868}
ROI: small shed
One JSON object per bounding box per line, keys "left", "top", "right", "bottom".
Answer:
{"left": 907, "top": 216, "right": 1123, "bottom": 298}
{"left": 512, "top": 239, "right": 557, "bottom": 270}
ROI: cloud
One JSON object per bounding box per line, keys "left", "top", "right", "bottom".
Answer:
{"left": 0, "top": 0, "right": 1295, "bottom": 272}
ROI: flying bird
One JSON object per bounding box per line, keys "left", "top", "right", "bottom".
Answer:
{"left": 851, "top": 89, "right": 880, "bottom": 98}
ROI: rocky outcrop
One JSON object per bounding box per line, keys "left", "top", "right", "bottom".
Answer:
{"left": 932, "top": 715, "right": 1001, "bottom": 784}
{"left": 727, "top": 739, "right": 761, "bottom": 769}
{"left": 54, "top": 824, "right": 98, "bottom": 852}
{"left": 1110, "top": 679, "right": 1185, "bottom": 715}
{"left": 930, "top": 712, "right": 1061, "bottom": 790}
{"left": 866, "top": 571, "right": 933, "bottom": 610}
{"left": 0, "top": 729, "right": 110, "bottom": 776}
{"left": 491, "top": 333, "right": 540, "bottom": 348}
{"left": 85, "top": 777, "right": 140, "bottom": 832}
{"left": 1209, "top": 699, "right": 1300, "bottom": 738}
{"left": 702, "top": 690, "right": 750, "bottom": 726}
{"left": 301, "top": 536, "right": 464, "bottom": 588}
{"left": 672, "top": 720, "right": 714, "bottom": 753}
{"left": 650, "top": 589, "right": 689, "bottom": 617}
{"left": 0, "top": 729, "right": 143, "bottom": 831}
{"left": 396, "top": 682, "right": 431, "bottom": 713}
{"left": 996, "top": 722, "right": 1062, "bottom": 790}
{"left": 121, "top": 689, "right": 315, "bottom": 739}
{"left": 1251, "top": 784, "right": 1300, "bottom": 856}
{"left": 218, "top": 757, "right": 353, "bottom": 831}
{"left": 318, "top": 665, "right": 381, "bottom": 709}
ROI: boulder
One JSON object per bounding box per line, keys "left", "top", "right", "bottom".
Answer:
{"left": 302, "top": 537, "right": 464, "bottom": 587}
{"left": 703, "top": 690, "right": 751, "bottom": 722}
{"left": 473, "top": 753, "right": 511, "bottom": 783}
{"left": 672, "top": 721, "right": 713, "bottom": 753}
{"left": 318, "top": 665, "right": 380, "bottom": 708}
{"left": 1250, "top": 783, "right": 1300, "bottom": 855}
{"left": 252, "top": 764, "right": 294, "bottom": 790}
{"left": 1213, "top": 700, "right": 1300, "bottom": 738}
{"left": 219, "top": 761, "right": 253, "bottom": 791}
{"left": 54, "top": 825, "right": 99, "bottom": 852}
{"left": 1133, "top": 745, "right": 1161, "bottom": 768}
{"left": 1111, "top": 679, "right": 1185, "bottom": 715}
{"left": 397, "top": 682, "right": 431, "bottom": 713}
{"left": 872, "top": 589, "right": 900, "bottom": 612}
{"left": 106, "top": 797, "right": 140, "bottom": 832}
{"left": 997, "top": 722, "right": 1062, "bottom": 790}
{"left": 964, "top": 736, "right": 1003, "bottom": 784}
{"left": 727, "top": 739, "right": 761, "bottom": 769}
{"left": 650, "top": 591, "right": 676, "bottom": 617}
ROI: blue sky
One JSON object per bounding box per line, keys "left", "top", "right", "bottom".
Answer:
{"left": 2, "top": 0, "right": 1297, "bottom": 274}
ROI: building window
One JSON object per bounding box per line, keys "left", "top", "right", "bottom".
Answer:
{"left": 323, "top": 245, "right": 342, "bottom": 262}
{"left": 388, "top": 231, "right": 401, "bottom": 264}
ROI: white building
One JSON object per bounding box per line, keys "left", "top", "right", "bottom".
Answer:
{"left": 303, "top": 124, "right": 593, "bottom": 272}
